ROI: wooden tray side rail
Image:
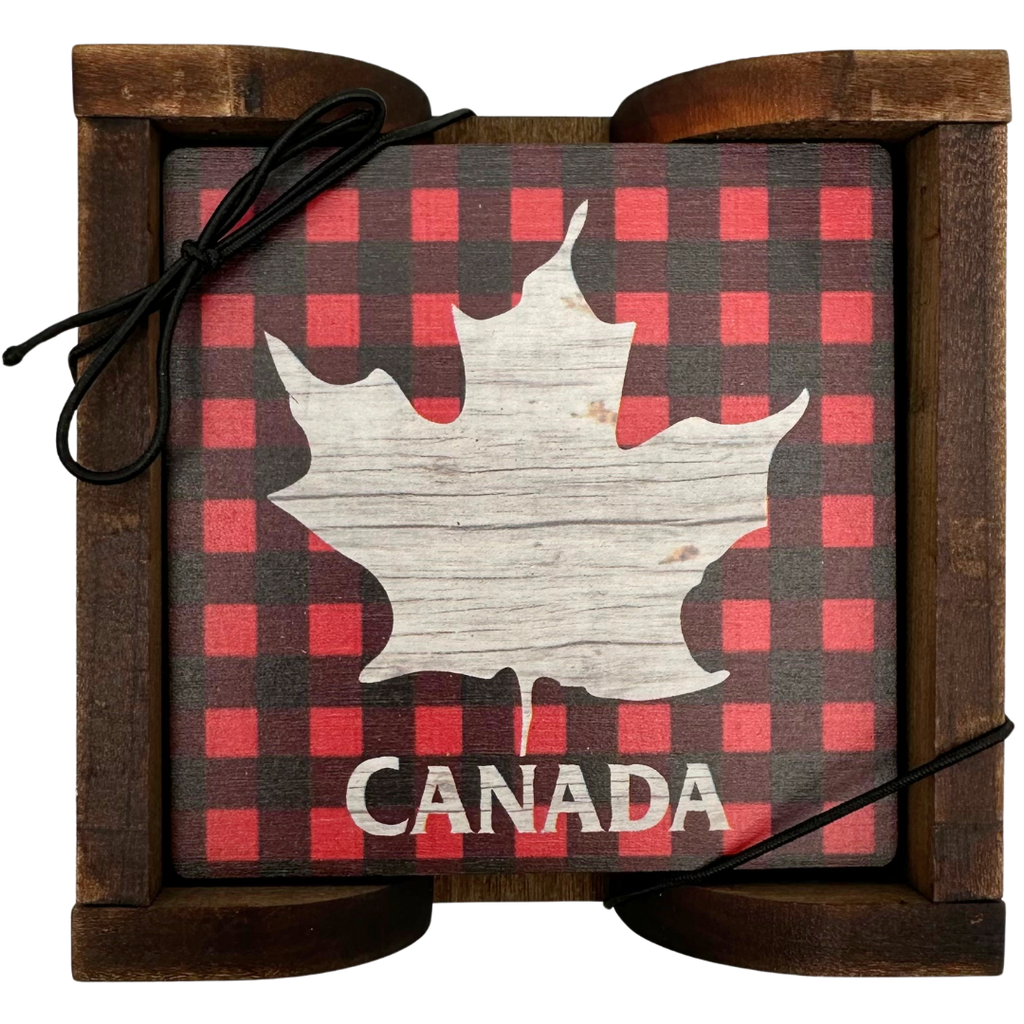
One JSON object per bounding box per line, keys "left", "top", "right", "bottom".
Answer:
{"left": 70, "top": 45, "right": 1009, "bottom": 979}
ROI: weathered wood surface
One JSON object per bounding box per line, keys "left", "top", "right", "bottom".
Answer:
{"left": 904, "top": 124, "right": 1006, "bottom": 901}
{"left": 268, "top": 204, "right": 805, "bottom": 713}
{"left": 611, "top": 50, "right": 1011, "bottom": 143}
{"left": 72, "top": 880, "right": 433, "bottom": 981}
{"left": 72, "top": 44, "right": 430, "bottom": 133}
{"left": 76, "top": 118, "right": 163, "bottom": 906}
{"left": 615, "top": 880, "right": 1004, "bottom": 975}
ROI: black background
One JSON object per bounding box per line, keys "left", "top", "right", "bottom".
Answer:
{"left": 0, "top": 37, "right": 1003, "bottom": 983}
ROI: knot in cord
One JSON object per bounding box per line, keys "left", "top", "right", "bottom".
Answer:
{"left": 180, "top": 239, "right": 223, "bottom": 273}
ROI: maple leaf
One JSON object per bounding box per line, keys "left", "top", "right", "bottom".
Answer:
{"left": 266, "top": 201, "right": 807, "bottom": 716}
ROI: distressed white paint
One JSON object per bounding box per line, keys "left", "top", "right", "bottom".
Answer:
{"left": 267, "top": 201, "right": 807, "bottom": 712}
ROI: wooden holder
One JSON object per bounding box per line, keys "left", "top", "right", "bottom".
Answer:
{"left": 70, "top": 45, "right": 1009, "bottom": 979}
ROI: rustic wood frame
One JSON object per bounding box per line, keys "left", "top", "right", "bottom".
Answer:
{"left": 69, "top": 45, "right": 1009, "bottom": 979}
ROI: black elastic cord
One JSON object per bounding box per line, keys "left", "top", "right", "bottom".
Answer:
{"left": 3, "top": 90, "right": 473, "bottom": 485}
{"left": 605, "top": 715, "right": 1014, "bottom": 910}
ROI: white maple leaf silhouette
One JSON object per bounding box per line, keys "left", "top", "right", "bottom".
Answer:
{"left": 266, "top": 201, "right": 807, "bottom": 741}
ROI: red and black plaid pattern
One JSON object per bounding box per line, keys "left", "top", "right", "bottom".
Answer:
{"left": 164, "top": 143, "right": 896, "bottom": 877}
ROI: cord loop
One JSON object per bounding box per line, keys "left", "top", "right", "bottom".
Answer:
{"left": 5, "top": 89, "right": 473, "bottom": 485}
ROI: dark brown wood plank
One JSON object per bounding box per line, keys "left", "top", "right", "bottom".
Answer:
{"left": 76, "top": 118, "right": 162, "bottom": 906}
{"left": 434, "top": 873, "right": 607, "bottom": 903}
{"left": 611, "top": 51, "right": 1011, "bottom": 143}
{"left": 433, "top": 116, "right": 609, "bottom": 144}
{"left": 615, "top": 881, "right": 1004, "bottom": 976}
{"left": 72, "top": 880, "right": 433, "bottom": 981}
{"left": 72, "top": 45, "right": 430, "bottom": 132}
{"left": 904, "top": 124, "right": 1007, "bottom": 902}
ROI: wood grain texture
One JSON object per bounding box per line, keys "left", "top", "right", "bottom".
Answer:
{"left": 611, "top": 50, "right": 1011, "bottom": 143}
{"left": 904, "top": 124, "right": 1006, "bottom": 902}
{"left": 434, "top": 873, "right": 607, "bottom": 902}
{"left": 72, "top": 880, "right": 433, "bottom": 981}
{"left": 72, "top": 44, "right": 430, "bottom": 133}
{"left": 615, "top": 881, "right": 1004, "bottom": 975}
{"left": 434, "top": 116, "right": 609, "bottom": 145}
{"left": 76, "top": 118, "right": 163, "bottom": 906}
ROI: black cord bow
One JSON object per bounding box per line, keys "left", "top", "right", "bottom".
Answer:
{"left": 3, "top": 89, "right": 473, "bottom": 485}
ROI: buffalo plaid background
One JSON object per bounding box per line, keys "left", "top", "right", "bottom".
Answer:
{"left": 164, "top": 142, "right": 896, "bottom": 877}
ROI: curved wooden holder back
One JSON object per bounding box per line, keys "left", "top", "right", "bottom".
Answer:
{"left": 609, "top": 49, "right": 1009, "bottom": 976}
{"left": 71, "top": 46, "right": 1008, "bottom": 979}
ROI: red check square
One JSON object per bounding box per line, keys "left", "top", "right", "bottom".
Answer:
{"left": 306, "top": 188, "right": 359, "bottom": 242}
{"left": 206, "top": 808, "right": 259, "bottom": 861}
{"left": 720, "top": 187, "right": 768, "bottom": 240}
{"left": 206, "top": 708, "right": 258, "bottom": 758}
{"left": 309, "top": 707, "right": 363, "bottom": 757}
{"left": 203, "top": 499, "right": 256, "bottom": 553}
{"left": 822, "top": 803, "right": 874, "bottom": 854}
{"left": 821, "top": 395, "right": 874, "bottom": 444}
{"left": 618, "top": 703, "right": 671, "bottom": 753}
{"left": 204, "top": 604, "right": 257, "bottom": 658}
{"left": 308, "top": 531, "right": 333, "bottom": 552}
{"left": 310, "top": 807, "right": 364, "bottom": 860}
{"left": 200, "top": 189, "right": 253, "bottom": 230}
{"left": 412, "top": 293, "right": 459, "bottom": 346}
{"left": 822, "top": 702, "right": 875, "bottom": 751}
{"left": 415, "top": 706, "right": 463, "bottom": 756}
{"left": 721, "top": 395, "right": 770, "bottom": 423}
{"left": 616, "top": 396, "right": 669, "bottom": 447}
{"left": 515, "top": 806, "right": 568, "bottom": 858}
{"left": 523, "top": 705, "right": 566, "bottom": 755}
{"left": 721, "top": 292, "right": 769, "bottom": 344}
{"left": 618, "top": 804, "right": 673, "bottom": 857}
{"left": 615, "top": 292, "right": 669, "bottom": 345}
{"left": 722, "top": 600, "right": 771, "bottom": 652}
{"left": 309, "top": 603, "right": 363, "bottom": 657}
{"left": 307, "top": 294, "right": 359, "bottom": 347}
{"left": 722, "top": 703, "right": 772, "bottom": 752}
{"left": 722, "top": 803, "right": 772, "bottom": 855}
{"left": 615, "top": 187, "right": 668, "bottom": 241}
{"left": 411, "top": 188, "right": 459, "bottom": 242}
{"left": 415, "top": 815, "right": 464, "bottom": 859}
{"left": 413, "top": 397, "right": 461, "bottom": 422}
{"left": 202, "top": 399, "right": 255, "bottom": 449}
{"left": 510, "top": 188, "right": 565, "bottom": 241}
{"left": 733, "top": 525, "right": 770, "bottom": 549}
{"left": 821, "top": 292, "right": 873, "bottom": 344}
{"left": 820, "top": 187, "right": 873, "bottom": 240}
{"left": 823, "top": 599, "right": 875, "bottom": 651}
{"left": 822, "top": 495, "right": 874, "bottom": 548}
{"left": 201, "top": 293, "right": 254, "bottom": 348}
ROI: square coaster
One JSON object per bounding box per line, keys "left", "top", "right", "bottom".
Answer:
{"left": 164, "top": 142, "right": 896, "bottom": 878}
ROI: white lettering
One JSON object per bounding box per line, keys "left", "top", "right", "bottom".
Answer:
{"left": 670, "top": 762, "right": 730, "bottom": 831}
{"left": 543, "top": 764, "right": 603, "bottom": 832}
{"left": 411, "top": 765, "right": 473, "bottom": 834}
{"left": 608, "top": 764, "right": 670, "bottom": 832}
{"left": 347, "top": 756, "right": 408, "bottom": 836}
{"left": 479, "top": 764, "right": 536, "bottom": 833}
